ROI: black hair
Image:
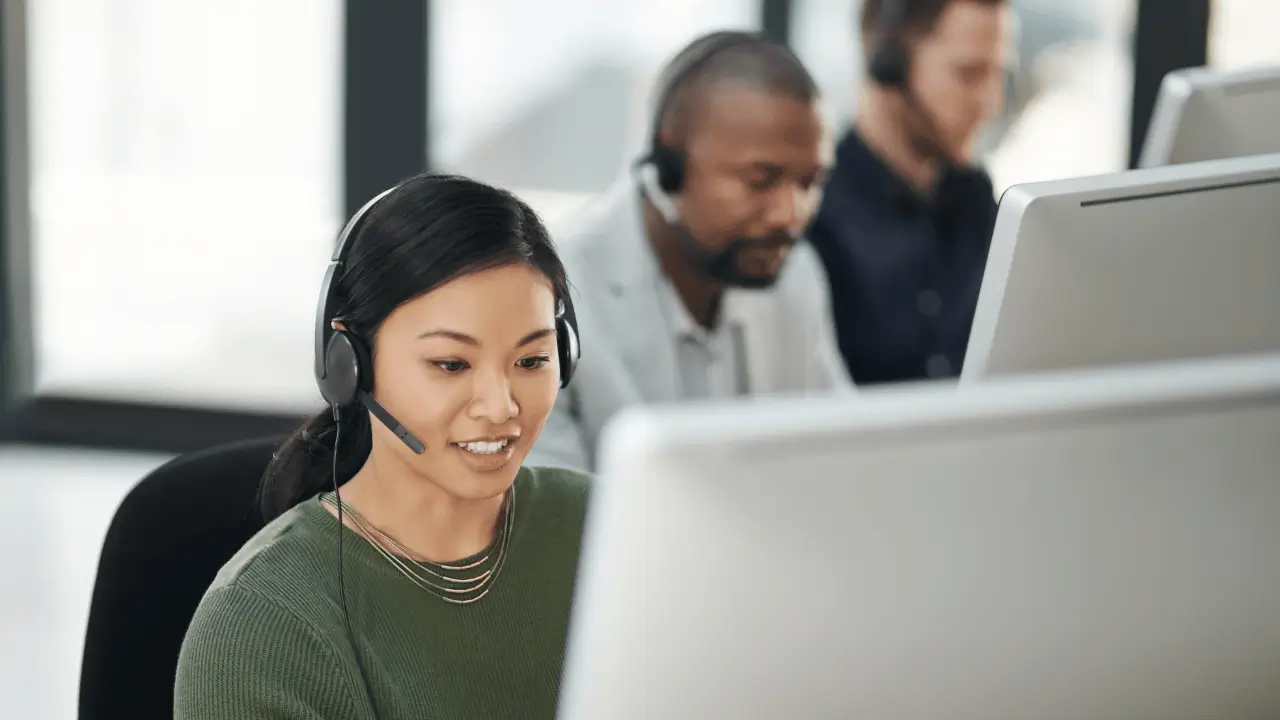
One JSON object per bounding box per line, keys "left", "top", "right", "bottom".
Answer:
{"left": 859, "top": 0, "right": 1007, "bottom": 40}
{"left": 259, "top": 173, "right": 569, "bottom": 521}
{"left": 657, "top": 33, "right": 820, "bottom": 145}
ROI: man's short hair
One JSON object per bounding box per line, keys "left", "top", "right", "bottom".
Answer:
{"left": 859, "top": 0, "right": 1006, "bottom": 41}
{"left": 657, "top": 34, "right": 819, "bottom": 143}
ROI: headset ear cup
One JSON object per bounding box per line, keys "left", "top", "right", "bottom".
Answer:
{"left": 869, "top": 42, "right": 910, "bottom": 88}
{"left": 651, "top": 143, "right": 686, "bottom": 194}
{"left": 319, "top": 330, "right": 371, "bottom": 406}
{"left": 319, "top": 332, "right": 359, "bottom": 406}
{"left": 556, "top": 313, "right": 580, "bottom": 389}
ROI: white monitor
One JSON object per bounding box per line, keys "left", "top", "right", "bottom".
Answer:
{"left": 558, "top": 353, "right": 1280, "bottom": 720}
{"left": 1140, "top": 64, "right": 1280, "bottom": 168}
{"left": 962, "top": 153, "right": 1280, "bottom": 381}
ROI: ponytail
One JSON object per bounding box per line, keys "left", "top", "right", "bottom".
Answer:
{"left": 259, "top": 401, "right": 372, "bottom": 521}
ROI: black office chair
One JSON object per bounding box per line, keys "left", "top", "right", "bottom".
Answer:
{"left": 77, "top": 435, "right": 284, "bottom": 720}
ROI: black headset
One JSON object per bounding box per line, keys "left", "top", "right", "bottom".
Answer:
{"left": 313, "top": 182, "right": 582, "bottom": 455}
{"left": 867, "top": 0, "right": 913, "bottom": 89}
{"left": 642, "top": 30, "right": 771, "bottom": 195}
{"left": 866, "top": 0, "right": 970, "bottom": 172}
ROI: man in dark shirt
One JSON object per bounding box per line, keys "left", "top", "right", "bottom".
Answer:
{"left": 807, "top": 0, "right": 1011, "bottom": 384}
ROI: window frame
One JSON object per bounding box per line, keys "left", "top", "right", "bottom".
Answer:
{"left": 0, "top": 0, "right": 429, "bottom": 453}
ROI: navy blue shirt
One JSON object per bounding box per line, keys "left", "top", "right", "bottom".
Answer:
{"left": 808, "top": 129, "right": 998, "bottom": 385}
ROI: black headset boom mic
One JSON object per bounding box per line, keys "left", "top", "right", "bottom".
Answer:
{"left": 315, "top": 186, "right": 427, "bottom": 454}
{"left": 866, "top": 0, "right": 960, "bottom": 170}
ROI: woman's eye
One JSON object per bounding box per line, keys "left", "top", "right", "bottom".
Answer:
{"left": 433, "top": 360, "right": 469, "bottom": 374}
{"left": 518, "top": 356, "right": 551, "bottom": 371}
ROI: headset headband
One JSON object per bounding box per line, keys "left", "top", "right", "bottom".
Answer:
{"left": 879, "top": 0, "right": 910, "bottom": 39}
{"left": 313, "top": 185, "right": 400, "bottom": 381}
{"left": 646, "top": 31, "right": 765, "bottom": 160}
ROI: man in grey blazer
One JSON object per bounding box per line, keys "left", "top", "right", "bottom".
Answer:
{"left": 528, "top": 31, "right": 853, "bottom": 473}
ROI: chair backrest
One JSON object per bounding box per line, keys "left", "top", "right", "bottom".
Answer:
{"left": 77, "top": 435, "right": 284, "bottom": 720}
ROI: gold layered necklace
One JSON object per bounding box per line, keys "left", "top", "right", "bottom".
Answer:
{"left": 319, "top": 487, "right": 515, "bottom": 605}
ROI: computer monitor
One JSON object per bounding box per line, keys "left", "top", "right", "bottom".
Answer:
{"left": 1140, "top": 64, "right": 1280, "bottom": 168}
{"left": 558, "top": 353, "right": 1280, "bottom": 719}
{"left": 962, "top": 152, "right": 1280, "bottom": 381}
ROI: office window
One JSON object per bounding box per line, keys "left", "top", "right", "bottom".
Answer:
{"left": 27, "top": 0, "right": 342, "bottom": 412}
{"left": 791, "top": 0, "right": 1137, "bottom": 194}
{"left": 429, "top": 1, "right": 760, "bottom": 222}
{"left": 1209, "top": 0, "right": 1280, "bottom": 70}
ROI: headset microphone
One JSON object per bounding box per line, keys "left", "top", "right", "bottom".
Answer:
{"left": 635, "top": 162, "right": 681, "bottom": 224}
{"left": 315, "top": 186, "right": 428, "bottom": 454}
{"left": 867, "top": 0, "right": 959, "bottom": 171}
{"left": 899, "top": 87, "right": 959, "bottom": 170}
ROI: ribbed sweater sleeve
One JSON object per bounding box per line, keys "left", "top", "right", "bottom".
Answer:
{"left": 174, "top": 583, "right": 373, "bottom": 719}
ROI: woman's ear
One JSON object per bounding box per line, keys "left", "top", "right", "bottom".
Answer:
{"left": 331, "top": 320, "right": 349, "bottom": 332}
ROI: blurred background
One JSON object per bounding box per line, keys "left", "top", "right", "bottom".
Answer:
{"left": 1, "top": 0, "right": 1277, "bottom": 717}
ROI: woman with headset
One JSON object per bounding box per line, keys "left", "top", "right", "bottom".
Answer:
{"left": 174, "top": 173, "right": 588, "bottom": 719}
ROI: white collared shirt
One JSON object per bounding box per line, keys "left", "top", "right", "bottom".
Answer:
{"left": 652, "top": 274, "right": 749, "bottom": 400}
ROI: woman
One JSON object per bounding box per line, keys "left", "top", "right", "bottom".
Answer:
{"left": 174, "top": 174, "right": 590, "bottom": 719}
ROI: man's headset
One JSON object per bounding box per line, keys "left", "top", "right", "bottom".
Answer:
{"left": 313, "top": 182, "right": 582, "bottom": 455}
{"left": 867, "top": 0, "right": 913, "bottom": 89}
{"left": 636, "top": 30, "right": 776, "bottom": 216}
{"left": 865, "top": 0, "right": 958, "bottom": 168}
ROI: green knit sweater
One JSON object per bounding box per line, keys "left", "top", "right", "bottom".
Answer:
{"left": 174, "top": 466, "right": 590, "bottom": 719}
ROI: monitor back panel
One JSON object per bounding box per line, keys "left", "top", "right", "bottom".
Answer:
{"left": 1141, "top": 65, "right": 1280, "bottom": 167}
{"left": 560, "top": 358, "right": 1280, "bottom": 720}
{"left": 965, "top": 156, "right": 1280, "bottom": 379}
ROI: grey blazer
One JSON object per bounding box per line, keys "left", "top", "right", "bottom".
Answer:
{"left": 527, "top": 180, "right": 852, "bottom": 472}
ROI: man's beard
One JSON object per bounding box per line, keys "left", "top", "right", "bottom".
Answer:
{"left": 673, "top": 225, "right": 798, "bottom": 289}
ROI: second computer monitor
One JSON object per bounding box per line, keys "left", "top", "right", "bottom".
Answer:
{"left": 1140, "top": 64, "right": 1280, "bottom": 168}
{"left": 558, "top": 353, "right": 1280, "bottom": 719}
{"left": 962, "top": 152, "right": 1280, "bottom": 381}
